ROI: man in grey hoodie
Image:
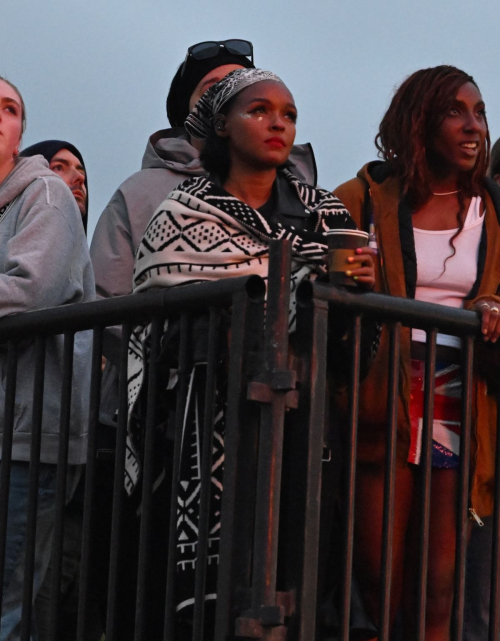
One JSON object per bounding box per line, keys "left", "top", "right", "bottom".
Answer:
{"left": 20, "top": 140, "right": 89, "bottom": 233}
{"left": 91, "top": 38, "right": 317, "bottom": 424}
{"left": 0, "top": 77, "right": 95, "bottom": 640}
{"left": 88, "top": 40, "right": 318, "bottom": 639}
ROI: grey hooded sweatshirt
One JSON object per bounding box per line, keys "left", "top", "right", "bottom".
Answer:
{"left": 91, "top": 128, "right": 318, "bottom": 425}
{"left": 0, "top": 156, "right": 95, "bottom": 464}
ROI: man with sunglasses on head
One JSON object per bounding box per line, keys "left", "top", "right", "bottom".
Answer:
{"left": 90, "top": 37, "right": 317, "bottom": 451}
{"left": 88, "top": 40, "right": 317, "bottom": 639}
{"left": 91, "top": 39, "right": 317, "bottom": 309}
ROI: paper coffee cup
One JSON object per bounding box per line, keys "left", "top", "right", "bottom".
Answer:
{"left": 325, "top": 229, "right": 369, "bottom": 286}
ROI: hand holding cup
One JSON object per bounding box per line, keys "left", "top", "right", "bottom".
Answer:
{"left": 346, "top": 246, "right": 377, "bottom": 289}
{"left": 325, "top": 230, "right": 376, "bottom": 289}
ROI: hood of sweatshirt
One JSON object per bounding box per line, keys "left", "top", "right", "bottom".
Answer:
{"left": 141, "top": 128, "right": 203, "bottom": 174}
{"left": 355, "top": 160, "right": 395, "bottom": 187}
{"left": 141, "top": 128, "right": 318, "bottom": 186}
{"left": 0, "top": 156, "right": 55, "bottom": 210}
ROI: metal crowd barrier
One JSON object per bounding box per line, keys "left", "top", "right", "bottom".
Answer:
{"left": 0, "top": 239, "right": 494, "bottom": 641}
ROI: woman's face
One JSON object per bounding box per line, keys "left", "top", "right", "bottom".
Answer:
{"left": 429, "top": 81, "right": 487, "bottom": 175}
{"left": 220, "top": 80, "right": 297, "bottom": 169}
{"left": 0, "top": 80, "right": 23, "bottom": 168}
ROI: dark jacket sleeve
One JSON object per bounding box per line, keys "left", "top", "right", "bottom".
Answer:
{"left": 326, "top": 305, "right": 381, "bottom": 384}
{"left": 330, "top": 179, "right": 381, "bottom": 381}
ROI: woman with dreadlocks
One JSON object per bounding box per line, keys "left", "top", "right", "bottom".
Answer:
{"left": 335, "top": 65, "right": 500, "bottom": 640}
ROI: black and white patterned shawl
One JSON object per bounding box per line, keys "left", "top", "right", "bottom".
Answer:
{"left": 126, "top": 169, "right": 355, "bottom": 493}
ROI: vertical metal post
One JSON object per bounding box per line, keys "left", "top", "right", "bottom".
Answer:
{"left": 286, "top": 287, "right": 329, "bottom": 641}
{"left": 192, "top": 308, "right": 221, "bottom": 641}
{"left": 77, "top": 326, "right": 103, "bottom": 641}
{"left": 105, "top": 323, "right": 132, "bottom": 641}
{"left": 135, "top": 316, "right": 162, "bottom": 641}
{"left": 489, "top": 385, "right": 500, "bottom": 641}
{"left": 251, "top": 240, "right": 292, "bottom": 611}
{"left": 452, "top": 336, "right": 473, "bottom": 641}
{"left": 378, "top": 323, "right": 401, "bottom": 641}
{"left": 415, "top": 329, "right": 437, "bottom": 641}
{"left": 164, "top": 314, "right": 191, "bottom": 641}
{"left": 47, "top": 332, "right": 75, "bottom": 641}
{"left": 0, "top": 341, "right": 18, "bottom": 615}
{"left": 214, "top": 285, "right": 264, "bottom": 641}
{"left": 20, "top": 336, "right": 46, "bottom": 641}
{"left": 340, "top": 315, "right": 362, "bottom": 641}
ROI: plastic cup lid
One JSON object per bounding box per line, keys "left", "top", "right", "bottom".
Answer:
{"left": 324, "top": 229, "right": 369, "bottom": 238}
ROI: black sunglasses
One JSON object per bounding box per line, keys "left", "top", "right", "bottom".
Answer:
{"left": 180, "top": 39, "right": 254, "bottom": 78}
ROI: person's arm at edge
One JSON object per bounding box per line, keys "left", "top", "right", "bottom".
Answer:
{"left": 90, "top": 188, "right": 134, "bottom": 364}
{"left": 0, "top": 179, "right": 91, "bottom": 317}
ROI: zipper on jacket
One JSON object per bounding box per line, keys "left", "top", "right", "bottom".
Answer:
{"left": 468, "top": 417, "right": 481, "bottom": 526}
{"left": 377, "top": 237, "right": 390, "bottom": 294}
{"left": 469, "top": 508, "right": 484, "bottom": 526}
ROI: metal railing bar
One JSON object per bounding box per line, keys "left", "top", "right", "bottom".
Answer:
{"left": 452, "top": 336, "right": 474, "bottom": 641}
{"left": 135, "top": 316, "right": 163, "bottom": 641}
{"left": 378, "top": 322, "right": 401, "bottom": 641}
{"left": 105, "top": 323, "right": 132, "bottom": 641}
{"left": 2, "top": 238, "right": 497, "bottom": 641}
{"left": 47, "top": 332, "right": 75, "bottom": 641}
{"left": 415, "top": 330, "right": 437, "bottom": 641}
{"left": 192, "top": 308, "right": 222, "bottom": 641}
{"left": 20, "top": 336, "right": 46, "bottom": 641}
{"left": 305, "top": 282, "right": 481, "bottom": 337}
{"left": 0, "top": 341, "right": 18, "bottom": 616}
{"left": 76, "top": 326, "right": 103, "bottom": 641}
{"left": 164, "top": 314, "right": 191, "bottom": 641}
{"left": 340, "top": 315, "right": 362, "bottom": 641}
{"left": 0, "top": 276, "right": 265, "bottom": 341}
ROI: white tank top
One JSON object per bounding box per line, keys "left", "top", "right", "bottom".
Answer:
{"left": 412, "top": 196, "right": 484, "bottom": 349}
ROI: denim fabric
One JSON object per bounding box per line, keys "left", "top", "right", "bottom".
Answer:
{"left": 464, "top": 516, "right": 492, "bottom": 641}
{"left": 0, "top": 462, "right": 81, "bottom": 641}
{"left": 34, "top": 483, "right": 103, "bottom": 641}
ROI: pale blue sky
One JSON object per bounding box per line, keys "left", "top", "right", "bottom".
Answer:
{"left": 2, "top": 0, "right": 499, "bottom": 239}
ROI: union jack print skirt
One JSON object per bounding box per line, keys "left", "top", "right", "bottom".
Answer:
{"left": 408, "top": 359, "right": 462, "bottom": 468}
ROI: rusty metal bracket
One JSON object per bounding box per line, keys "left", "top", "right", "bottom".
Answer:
{"left": 276, "top": 590, "right": 296, "bottom": 618}
{"left": 235, "top": 617, "right": 264, "bottom": 638}
{"left": 247, "top": 369, "right": 299, "bottom": 409}
{"left": 247, "top": 382, "right": 298, "bottom": 409}
{"left": 241, "top": 604, "right": 285, "bottom": 626}
{"left": 235, "top": 618, "right": 287, "bottom": 639}
{"left": 234, "top": 590, "right": 295, "bottom": 638}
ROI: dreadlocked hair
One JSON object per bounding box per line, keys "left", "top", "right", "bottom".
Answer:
{"left": 376, "top": 66, "right": 490, "bottom": 271}
{"left": 376, "top": 65, "right": 490, "bottom": 209}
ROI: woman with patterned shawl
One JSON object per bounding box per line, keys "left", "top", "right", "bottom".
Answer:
{"left": 127, "top": 68, "right": 377, "bottom": 637}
